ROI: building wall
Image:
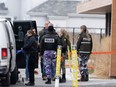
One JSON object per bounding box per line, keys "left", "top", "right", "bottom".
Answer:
{"left": 0, "top": 0, "right": 48, "bottom": 20}
{"left": 31, "top": 0, "right": 47, "bottom": 8}
{"left": 30, "top": 16, "right": 48, "bottom": 31}
{"left": 67, "top": 17, "right": 105, "bottom": 33}
{"left": 50, "top": 19, "right": 67, "bottom": 27}
{"left": 3, "top": 0, "right": 21, "bottom": 19}
{"left": 30, "top": 15, "right": 105, "bottom": 33}
{"left": 67, "top": 17, "right": 105, "bottom": 28}
{"left": 77, "top": 0, "right": 112, "bottom": 14}
{"left": 20, "top": 0, "right": 47, "bottom": 20}
{"left": 20, "top": 0, "right": 32, "bottom": 19}
{"left": 111, "top": 0, "right": 116, "bottom": 77}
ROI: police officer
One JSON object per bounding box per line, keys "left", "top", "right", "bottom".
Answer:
{"left": 76, "top": 25, "right": 93, "bottom": 81}
{"left": 58, "top": 29, "right": 71, "bottom": 83}
{"left": 39, "top": 21, "right": 50, "bottom": 42}
{"left": 24, "top": 31, "right": 29, "bottom": 81}
{"left": 40, "top": 24, "right": 60, "bottom": 84}
{"left": 23, "top": 30, "right": 38, "bottom": 86}
{"left": 31, "top": 28, "right": 39, "bottom": 73}
{"left": 39, "top": 21, "right": 50, "bottom": 80}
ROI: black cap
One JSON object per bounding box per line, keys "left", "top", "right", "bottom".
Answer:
{"left": 48, "top": 23, "right": 54, "bottom": 32}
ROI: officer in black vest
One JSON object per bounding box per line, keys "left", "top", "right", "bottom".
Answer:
{"left": 23, "top": 30, "right": 38, "bottom": 86}
{"left": 40, "top": 24, "right": 60, "bottom": 84}
{"left": 76, "top": 25, "right": 93, "bottom": 82}
{"left": 39, "top": 21, "right": 50, "bottom": 80}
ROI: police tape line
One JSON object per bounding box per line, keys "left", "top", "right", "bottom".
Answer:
{"left": 66, "top": 50, "right": 116, "bottom": 74}
{"left": 56, "top": 46, "right": 62, "bottom": 76}
{"left": 55, "top": 45, "right": 79, "bottom": 87}
{"left": 55, "top": 46, "right": 115, "bottom": 87}
{"left": 71, "top": 48, "right": 78, "bottom": 87}
{"left": 55, "top": 46, "right": 62, "bottom": 87}
{"left": 65, "top": 64, "right": 94, "bottom": 69}
{"left": 68, "top": 51, "right": 116, "bottom": 55}
{"left": 92, "top": 51, "right": 116, "bottom": 54}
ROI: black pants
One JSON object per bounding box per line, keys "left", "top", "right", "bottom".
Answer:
{"left": 41, "top": 57, "right": 46, "bottom": 76}
{"left": 28, "top": 53, "right": 36, "bottom": 83}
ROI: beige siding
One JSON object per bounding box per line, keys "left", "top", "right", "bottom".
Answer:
{"left": 77, "top": 0, "right": 112, "bottom": 14}
{"left": 111, "top": 0, "right": 116, "bottom": 76}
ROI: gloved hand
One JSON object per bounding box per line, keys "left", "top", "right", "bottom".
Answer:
{"left": 21, "top": 48, "right": 25, "bottom": 53}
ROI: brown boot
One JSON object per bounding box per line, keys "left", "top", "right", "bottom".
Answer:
{"left": 42, "top": 76, "right": 47, "bottom": 80}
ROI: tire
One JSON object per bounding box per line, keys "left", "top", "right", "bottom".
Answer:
{"left": 1, "top": 72, "right": 10, "bottom": 87}
{"left": 10, "top": 66, "right": 18, "bottom": 84}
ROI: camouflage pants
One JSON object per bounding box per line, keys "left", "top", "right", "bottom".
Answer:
{"left": 78, "top": 54, "right": 90, "bottom": 76}
{"left": 43, "top": 51, "right": 56, "bottom": 79}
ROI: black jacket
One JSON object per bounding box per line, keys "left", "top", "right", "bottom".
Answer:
{"left": 60, "top": 36, "right": 71, "bottom": 53}
{"left": 76, "top": 32, "right": 93, "bottom": 54}
{"left": 39, "top": 28, "right": 48, "bottom": 43}
{"left": 23, "top": 35, "right": 38, "bottom": 54}
{"left": 39, "top": 28, "right": 57, "bottom": 43}
{"left": 40, "top": 32, "right": 60, "bottom": 55}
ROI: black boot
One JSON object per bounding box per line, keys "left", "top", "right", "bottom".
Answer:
{"left": 79, "top": 75, "right": 88, "bottom": 82}
{"left": 78, "top": 75, "right": 83, "bottom": 82}
{"left": 62, "top": 74, "right": 66, "bottom": 82}
{"left": 52, "top": 77, "right": 56, "bottom": 81}
{"left": 60, "top": 74, "right": 66, "bottom": 83}
{"left": 85, "top": 75, "right": 89, "bottom": 81}
{"left": 45, "top": 78, "right": 51, "bottom": 84}
{"left": 78, "top": 75, "right": 85, "bottom": 82}
{"left": 59, "top": 77, "right": 62, "bottom": 83}
{"left": 25, "top": 82, "right": 35, "bottom": 86}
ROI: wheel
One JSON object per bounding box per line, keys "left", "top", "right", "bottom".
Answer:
{"left": 10, "top": 66, "right": 18, "bottom": 84}
{"left": 1, "top": 72, "right": 10, "bottom": 87}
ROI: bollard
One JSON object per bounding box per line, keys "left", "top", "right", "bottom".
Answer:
{"left": 55, "top": 45, "right": 62, "bottom": 87}
{"left": 71, "top": 45, "right": 78, "bottom": 87}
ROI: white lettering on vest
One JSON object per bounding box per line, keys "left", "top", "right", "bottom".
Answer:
{"left": 44, "top": 38, "right": 55, "bottom": 43}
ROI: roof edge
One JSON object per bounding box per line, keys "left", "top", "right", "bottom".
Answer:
{"left": 0, "top": 10, "right": 8, "bottom": 15}
{"left": 48, "top": 16, "right": 68, "bottom": 20}
{"left": 27, "top": 12, "right": 48, "bottom": 17}
{"left": 68, "top": 13, "right": 105, "bottom": 19}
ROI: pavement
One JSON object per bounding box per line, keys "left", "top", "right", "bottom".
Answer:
{"left": 10, "top": 78, "right": 116, "bottom": 87}
{"left": 8, "top": 68, "right": 116, "bottom": 87}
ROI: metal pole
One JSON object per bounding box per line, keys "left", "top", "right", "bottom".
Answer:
{"left": 73, "top": 28, "right": 75, "bottom": 45}
{"left": 100, "top": 28, "right": 102, "bottom": 43}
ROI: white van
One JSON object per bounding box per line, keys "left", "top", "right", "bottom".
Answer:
{"left": 0, "top": 19, "right": 17, "bottom": 86}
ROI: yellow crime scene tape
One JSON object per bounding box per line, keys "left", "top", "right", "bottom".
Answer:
{"left": 71, "top": 46, "right": 78, "bottom": 87}
{"left": 56, "top": 46, "right": 62, "bottom": 76}
{"left": 55, "top": 45, "right": 62, "bottom": 87}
